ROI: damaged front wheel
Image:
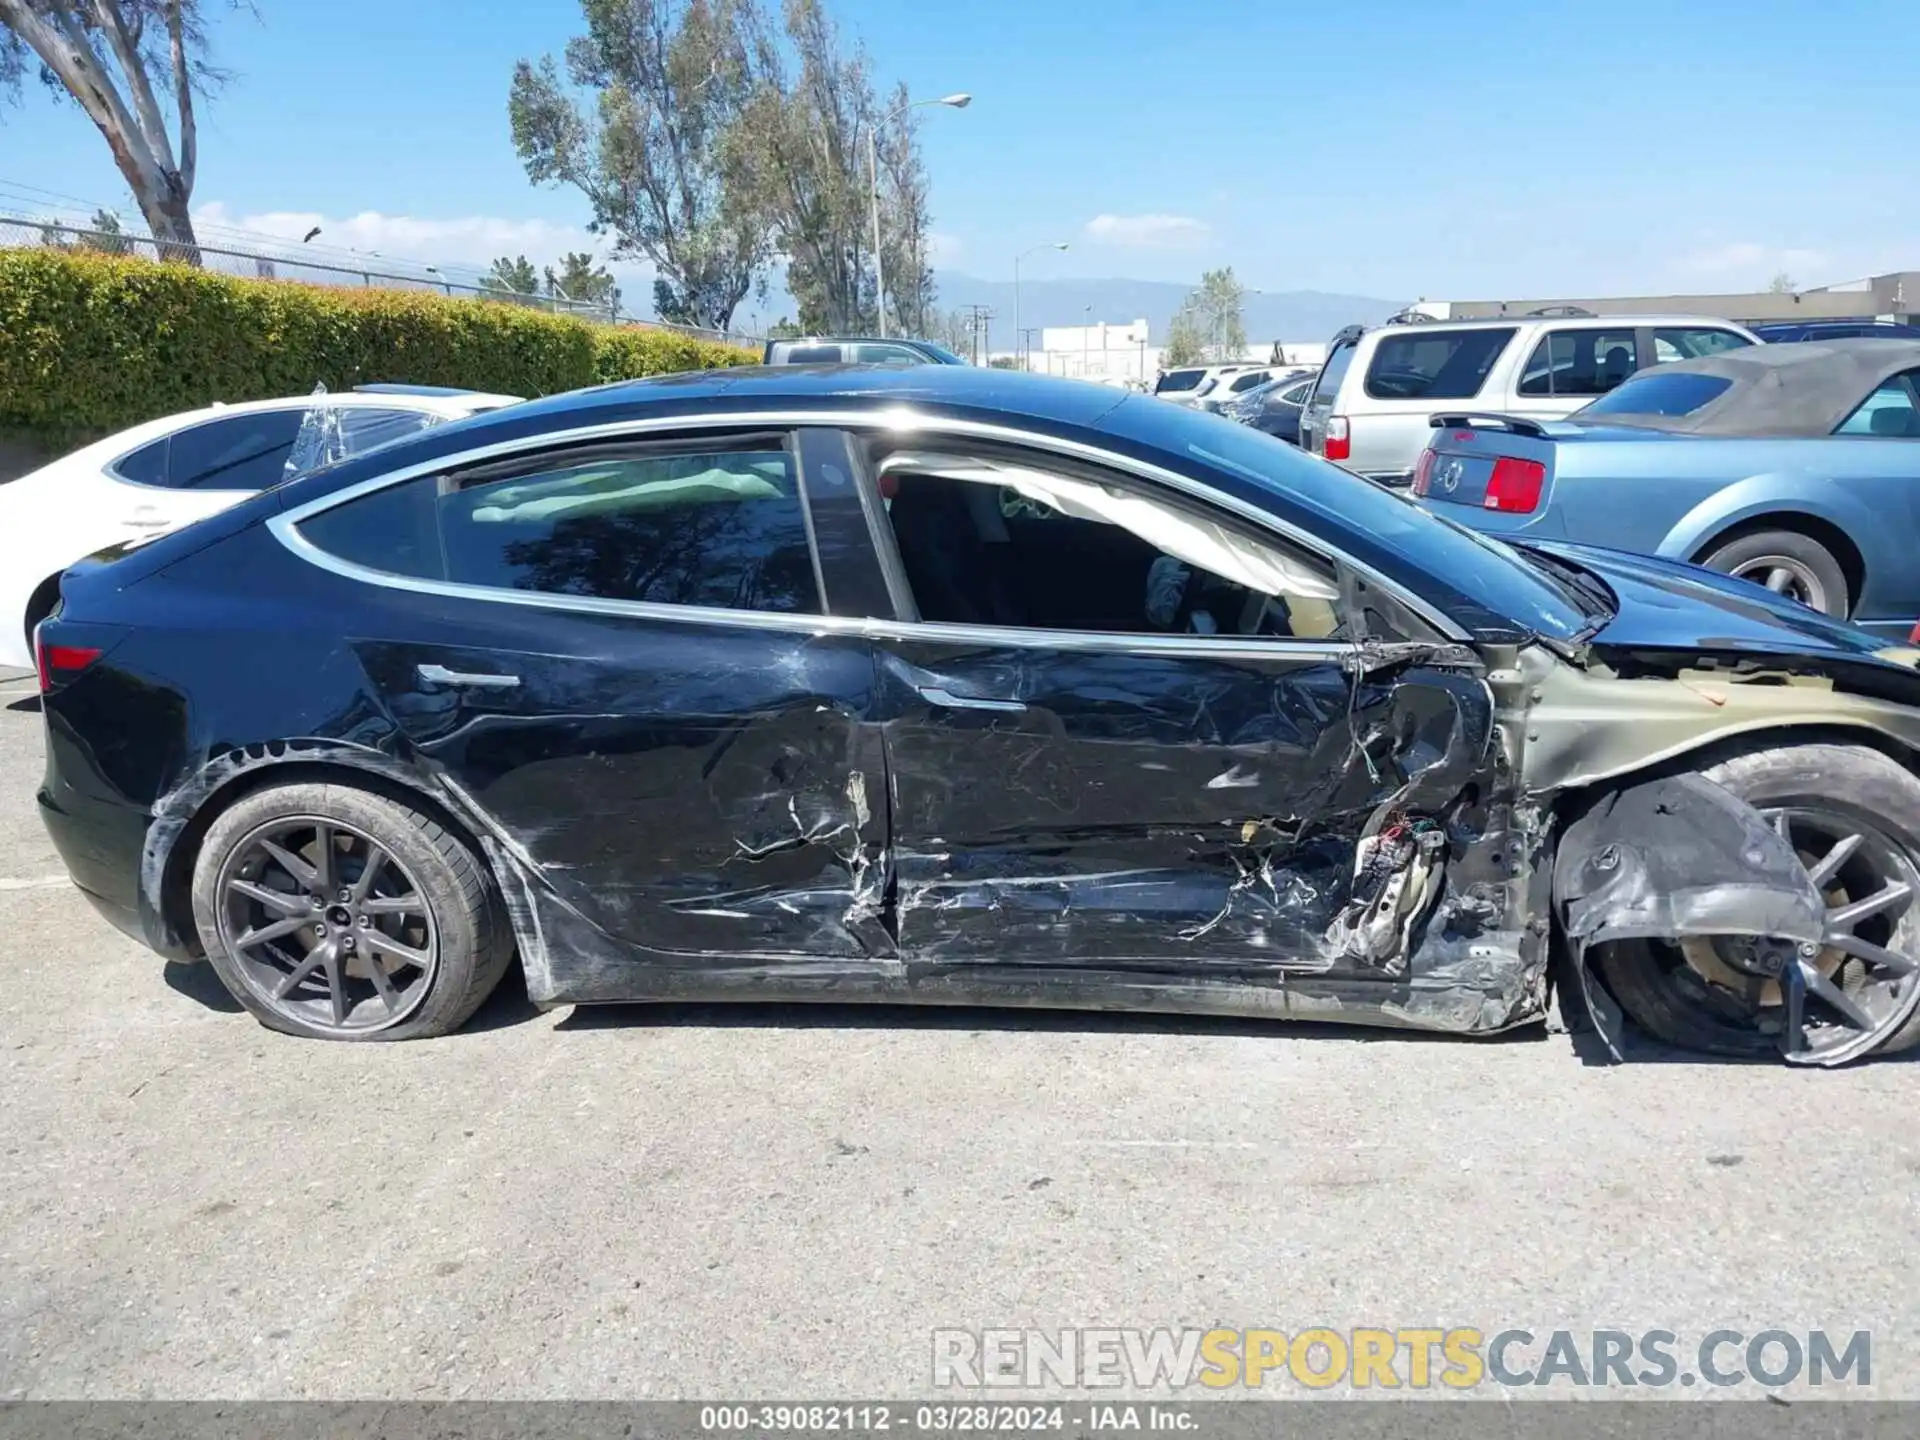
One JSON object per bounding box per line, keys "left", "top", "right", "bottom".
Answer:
{"left": 1594, "top": 743, "right": 1920, "bottom": 1064}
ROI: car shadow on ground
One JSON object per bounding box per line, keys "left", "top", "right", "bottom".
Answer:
{"left": 158, "top": 960, "right": 1920, "bottom": 1065}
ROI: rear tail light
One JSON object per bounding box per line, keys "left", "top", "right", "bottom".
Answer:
{"left": 34, "top": 632, "right": 102, "bottom": 694}
{"left": 1411, "top": 448, "right": 1436, "bottom": 496}
{"left": 1909, "top": 618, "right": 1920, "bottom": 645}
{"left": 1323, "top": 415, "right": 1351, "bottom": 462}
{"left": 1483, "top": 456, "right": 1547, "bottom": 514}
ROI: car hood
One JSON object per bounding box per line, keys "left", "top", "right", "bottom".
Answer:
{"left": 1524, "top": 540, "right": 1911, "bottom": 666}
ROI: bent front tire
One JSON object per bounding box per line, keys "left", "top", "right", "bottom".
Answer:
{"left": 190, "top": 782, "right": 515, "bottom": 1040}
{"left": 1593, "top": 743, "right": 1920, "bottom": 1062}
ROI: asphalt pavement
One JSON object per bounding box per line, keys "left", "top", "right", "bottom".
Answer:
{"left": 1, "top": 670, "right": 1917, "bottom": 1402}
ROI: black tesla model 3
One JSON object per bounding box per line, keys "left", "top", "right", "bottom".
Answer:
{"left": 33, "top": 366, "right": 1920, "bottom": 1063}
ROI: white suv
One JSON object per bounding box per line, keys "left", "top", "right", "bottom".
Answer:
{"left": 1153, "top": 363, "right": 1264, "bottom": 408}
{"left": 1298, "top": 311, "right": 1760, "bottom": 485}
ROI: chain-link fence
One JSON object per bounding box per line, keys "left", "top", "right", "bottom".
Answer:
{"left": 0, "top": 212, "right": 762, "bottom": 349}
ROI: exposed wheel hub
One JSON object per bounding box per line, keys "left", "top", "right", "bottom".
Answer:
{"left": 1676, "top": 806, "right": 1919, "bottom": 1063}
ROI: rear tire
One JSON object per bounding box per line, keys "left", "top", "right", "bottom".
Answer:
{"left": 1698, "top": 529, "right": 1850, "bottom": 617}
{"left": 190, "top": 781, "right": 514, "bottom": 1041}
{"left": 1594, "top": 743, "right": 1920, "bottom": 1061}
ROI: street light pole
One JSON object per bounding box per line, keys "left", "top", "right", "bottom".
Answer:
{"left": 1013, "top": 241, "right": 1069, "bottom": 371}
{"left": 868, "top": 92, "right": 970, "bottom": 338}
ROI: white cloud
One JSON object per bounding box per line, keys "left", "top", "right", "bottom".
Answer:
{"left": 927, "top": 231, "right": 964, "bottom": 265}
{"left": 1676, "top": 241, "right": 1830, "bottom": 285}
{"left": 190, "top": 202, "right": 642, "bottom": 287}
{"left": 1082, "top": 213, "right": 1211, "bottom": 251}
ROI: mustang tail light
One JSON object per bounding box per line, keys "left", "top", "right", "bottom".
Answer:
{"left": 1411, "top": 448, "right": 1436, "bottom": 496}
{"left": 34, "top": 632, "right": 102, "bottom": 694}
{"left": 1909, "top": 618, "right": 1920, "bottom": 645}
{"left": 1483, "top": 456, "right": 1546, "bottom": 514}
{"left": 1323, "top": 415, "right": 1351, "bottom": 462}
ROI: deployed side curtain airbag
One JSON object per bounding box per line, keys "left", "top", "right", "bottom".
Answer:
{"left": 878, "top": 452, "right": 1340, "bottom": 602}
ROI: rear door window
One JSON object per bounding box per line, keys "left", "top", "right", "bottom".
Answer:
{"left": 1364, "top": 328, "right": 1515, "bottom": 400}
{"left": 166, "top": 411, "right": 306, "bottom": 490}
{"left": 1652, "top": 327, "right": 1754, "bottom": 363}
{"left": 852, "top": 343, "right": 925, "bottom": 365}
{"left": 338, "top": 407, "right": 441, "bottom": 456}
{"left": 1517, "top": 328, "right": 1640, "bottom": 397}
{"left": 297, "top": 439, "right": 823, "bottom": 614}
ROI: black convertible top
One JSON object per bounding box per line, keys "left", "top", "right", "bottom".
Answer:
{"left": 1583, "top": 338, "right": 1920, "bottom": 436}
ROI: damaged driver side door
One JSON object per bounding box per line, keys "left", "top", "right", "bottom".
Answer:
{"left": 841, "top": 432, "right": 1498, "bottom": 981}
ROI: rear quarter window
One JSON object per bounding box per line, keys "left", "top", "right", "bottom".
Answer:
{"left": 1365, "top": 329, "right": 1515, "bottom": 401}
{"left": 1310, "top": 343, "right": 1356, "bottom": 404}
{"left": 1576, "top": 371, "right": 1734, "bottom": 419}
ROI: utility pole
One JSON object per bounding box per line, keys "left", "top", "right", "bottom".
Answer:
{"left": 1020, "top": 327, "right": 1041, "bottom": 371}
{"left": 963, "top": 304, "right": 994, "bottom": 365}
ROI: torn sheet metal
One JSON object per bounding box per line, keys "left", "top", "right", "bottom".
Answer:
{"left": 1554, "top": 773, "right": 1826, "bottom": 958}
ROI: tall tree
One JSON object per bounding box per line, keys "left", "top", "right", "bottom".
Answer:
{"left": 1193, "top": 265, "right": 1246, "bottom": 361}
{"left": 728, "top": 0, "right": 876, "bottom": 334}
{"left": 545, "top": 250, "right": 621, "bottom": 313}
{"left": 873, "top": 80, "right": 932, "bottom": 337}
{"left": 481, "top": 254, "right": 543, "bottom": 299}
{"left": 508, "top": 0, "right": 765, "bottom": 330}
{"left": 1162, "top": 303, "right": 1205, "bottom": 367}
{"left": 0, "top": 1, "right": 233, "bottom": 251}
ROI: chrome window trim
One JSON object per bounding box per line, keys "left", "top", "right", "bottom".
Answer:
{"left": 267, "top": 405, "right": 1471, "bottom": 644}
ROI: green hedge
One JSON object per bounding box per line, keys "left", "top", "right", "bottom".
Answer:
{"left": 0, "top": 247, "right": 757, "bottom": 449}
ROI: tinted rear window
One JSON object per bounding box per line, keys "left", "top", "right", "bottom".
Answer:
{"left": 1576, "top": 371, "right": 1734, "bottom": 419}
{"left": 1365, "top": 329, "right": 1515, "bottom": 400}
{"left": 1311, "top": 343, "right": 1355, "bottom": 403}
{"left": 1157, "top": 369, "right": 1207, "bottom": 393}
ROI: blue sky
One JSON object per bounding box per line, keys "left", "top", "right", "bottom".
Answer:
{"left": 3, "top": 0, "right": 1916, "bottom": 318}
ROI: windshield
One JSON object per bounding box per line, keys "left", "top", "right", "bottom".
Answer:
{"left": 917, "top": 342, "right": 969, "bottom": 365}
{"left": 1097, "top": 399, "right": 1596, "bottom": 640}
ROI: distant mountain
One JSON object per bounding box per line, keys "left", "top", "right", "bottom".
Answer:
{"left": 931, "top": 271, "right": 1404, "bottom": 345}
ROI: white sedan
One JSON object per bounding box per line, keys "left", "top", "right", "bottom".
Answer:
{"left": 0, "top": 386, "right": 519, "bottom": 670}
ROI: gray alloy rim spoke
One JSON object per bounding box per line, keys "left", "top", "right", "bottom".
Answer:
{"left": 273, "top": 945, "right": 329, "bottom": 1000}
{"left": 1827, "top": 880, "right": 1911, "bottom": 931}
{"left": 1801, "top": 962, "right": 1877, "bottom": 1032}
{"left": 366, "top": 957, "right": 401, "bottom": 1013}
{"left": 1805, "top": 831, "right": 1863, "bottom": 889}
{"left": 366, "top": 934, "right": 431, "bottom": 969}
{"left": 359, "top": 894, "right": 423, "bottom": 916}
{"left": 349, "top": 851, "right": 386, "bottom": 905}
{"left": 311, "top": 823, "right": 335, "bottom": 897}
{"left": 228, "top": 877, "right": 308, "bottom": 916}
{"left": 259, "top": 837, "right": 318, "bottom": 891}
{"left": 233, "top": 914, "right": 313, "bottom": 950}
{"left": 322, "top": 945, "right": 347, "bottom": 1027}
{"left": 1828, "top": 932, "right": 1919, "bottom": 977}
{"left": 1781, "top": 958, "right": 1807, "bottom": 1055}
{"left": 1764, "top": 567, "right": 1795, "bottom": 594}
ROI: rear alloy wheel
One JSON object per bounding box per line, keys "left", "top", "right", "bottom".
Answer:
{"left": 1699, "top": 529, "right": 1850, "bottom": 617}
{"left": 1594, "top": 744, "right": 1920, "bottom": 1063}
{"left": 191, "top": 782, "right": 513, "bottom": 1040}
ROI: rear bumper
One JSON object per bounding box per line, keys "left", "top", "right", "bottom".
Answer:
{"left": 38, "top": 776, "right": 192, "bottom": 962}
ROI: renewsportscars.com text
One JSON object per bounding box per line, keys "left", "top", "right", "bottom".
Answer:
{"left": 931, "top": 1327, "right": 1872, "bottom": 1392}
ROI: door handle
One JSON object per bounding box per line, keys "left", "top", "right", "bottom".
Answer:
{"left": 416, "top": 663, "right": 521, "bottom": 689}
{"left": 917, "top": 685, "right": 1025, "bottom": 714}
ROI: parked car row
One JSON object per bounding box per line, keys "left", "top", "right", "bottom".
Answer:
{"left": 1412, "top": 339, "right": 1920, "bottom": 633}
{"left": 1298, "top": 309, "right": 1759, "bottom": 485}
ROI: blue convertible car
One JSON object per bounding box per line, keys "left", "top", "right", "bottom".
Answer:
{"left": 1413, "top": 339, "right": 1920, "bottom": 637}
